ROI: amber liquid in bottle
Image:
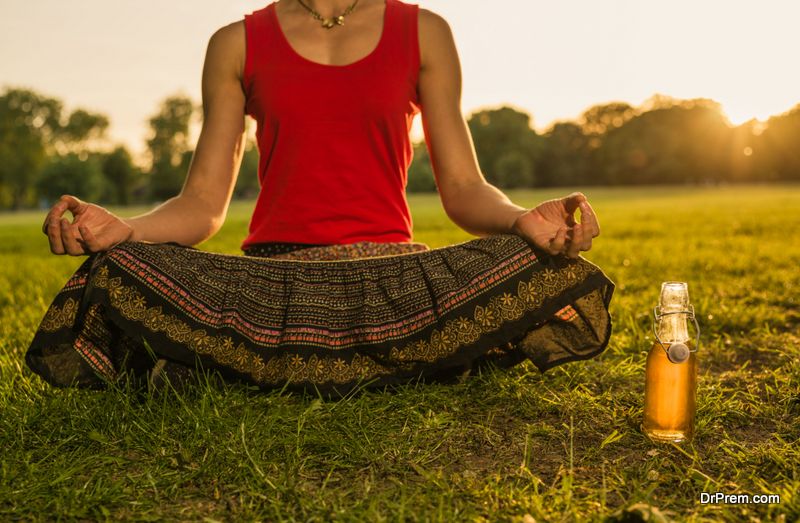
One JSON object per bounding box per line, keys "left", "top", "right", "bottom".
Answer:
{"left": 642, "top": 282, "right": 698, "bottom": 443}
{"left": 643, "top": 341, "right": 697, "bottom": 442}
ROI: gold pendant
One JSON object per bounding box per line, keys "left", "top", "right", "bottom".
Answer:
{"left": 321, "top": 15, "right": 345, "bottom": 28}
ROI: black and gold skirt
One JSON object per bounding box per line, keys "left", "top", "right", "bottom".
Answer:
{"left": 25, "top": 234, "right": 615, "bottom": 395}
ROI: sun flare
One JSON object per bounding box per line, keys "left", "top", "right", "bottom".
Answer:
{"left": 721, "top": 101, "right": 779, "bottom": 127}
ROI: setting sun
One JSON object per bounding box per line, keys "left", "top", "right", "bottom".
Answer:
{"left": 720, "top": 100, "right": 787, "bottom": 127}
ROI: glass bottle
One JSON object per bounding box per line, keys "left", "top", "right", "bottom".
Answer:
{"left": 642, "top": 281, "right": 700, "bottom": 443}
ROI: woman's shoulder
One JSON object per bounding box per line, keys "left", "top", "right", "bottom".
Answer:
{"left": 417, "top": 5, "right": 452, "bottom": 34}
{"left": 209, "top": 19, "right": 245, "bottom": 48}
{"left": 201, "top": 20, "right": 247, "bottom": 82}
{"left": 206, "top": 20, "right": 246, "bottom": 62}
{"left": 415, "top": 5, "right": 456, "bottom": 69}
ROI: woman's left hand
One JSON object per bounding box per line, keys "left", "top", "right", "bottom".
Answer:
{"left": 511, "top": 192, "right": 601, "bottom": 258}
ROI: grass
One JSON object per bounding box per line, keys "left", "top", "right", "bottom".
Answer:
{"left": 1, "top": 185, "right": 798, "bottom": 522}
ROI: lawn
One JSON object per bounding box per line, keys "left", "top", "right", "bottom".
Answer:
{"left": 1, "top": 185, "right": 798, "bottom": 522}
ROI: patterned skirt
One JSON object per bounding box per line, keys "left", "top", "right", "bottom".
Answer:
{"left": 25, "top": 234, "right": 615, "bottom": 396}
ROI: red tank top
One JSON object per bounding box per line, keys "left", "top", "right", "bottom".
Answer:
{"left": 240, "top": 0, "right": 421, "bottom": 250}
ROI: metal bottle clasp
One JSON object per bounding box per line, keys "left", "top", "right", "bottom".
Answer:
{"left": 652, "top": 304, "right": 701, "bottom": 364}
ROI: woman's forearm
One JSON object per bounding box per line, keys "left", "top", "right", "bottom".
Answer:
{"left": 441, "top": 181, "right": 528, "bottom": 237}
{"left": 122, "top": 194, "right": 220, "bottom": 246}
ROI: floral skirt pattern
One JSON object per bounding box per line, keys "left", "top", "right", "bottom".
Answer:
{"left": 25, "top": 234, "right": 615, "bottom": 395}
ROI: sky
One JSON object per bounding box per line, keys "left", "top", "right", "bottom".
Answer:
{"left": 1, "top": 0, "right": 799, "bottom": 162}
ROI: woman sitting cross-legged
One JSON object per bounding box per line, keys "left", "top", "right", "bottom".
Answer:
{"left": 26, "top": 0, "right": 614, "bottom": 395}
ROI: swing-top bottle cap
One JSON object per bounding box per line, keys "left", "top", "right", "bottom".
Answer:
{"left": 653, "top": 281, "right": 701, "bottom": 356}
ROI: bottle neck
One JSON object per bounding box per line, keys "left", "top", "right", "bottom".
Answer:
{"left": 657, "top": 282, "right": 691, "bottom": 344}
{"left": 657, "top": 312, "right": 691, "bottom": 344}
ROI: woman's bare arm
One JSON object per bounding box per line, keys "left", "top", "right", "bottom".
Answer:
{"left": 415, "top": 9, "right": 600, "bottom": 257}
{"left": 416, "top": 9, "right": 527, "bottom": 237}
{"left": 42, "top": 22, "right": 248, "bottom": 255}
{"left": 122, "top": 21, "right": 248, "bottom": 245}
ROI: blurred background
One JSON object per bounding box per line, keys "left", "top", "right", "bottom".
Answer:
{"left": 0, "top": 0, "right": 798, "bottom": 210}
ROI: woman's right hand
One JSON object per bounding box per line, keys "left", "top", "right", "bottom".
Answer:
{"left": 42, "top": 195, "right": 135, "bottom": 256}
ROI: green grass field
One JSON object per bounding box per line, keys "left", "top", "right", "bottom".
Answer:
{"left": 1, "top": 186, "right": 798, "bottom": 522}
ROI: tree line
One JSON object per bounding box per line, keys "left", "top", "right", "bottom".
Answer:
{"left": 0, "top": 88, "right": 262, "bottom": 210}
{"left": 1, "top": 87, "right": 798, "bottom": 210}
{"left": 408, "top": 95, "right": 800, "bottom": 192}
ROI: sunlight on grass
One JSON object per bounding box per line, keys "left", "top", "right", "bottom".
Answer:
{"left": 1, "top": 185, "right": 798, "bottom": 521}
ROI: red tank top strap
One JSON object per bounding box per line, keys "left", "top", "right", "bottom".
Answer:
{"left": 242, "top": 5, "right": 273, "bottom": 110}
{"left": 391, "top": 0, "right": 421, "bottom": 80}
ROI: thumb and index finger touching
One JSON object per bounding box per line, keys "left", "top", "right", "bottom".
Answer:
{"left": 42, "top": 195, "right": 87, "bottom": 234}
{"left": 561, "top": 191, "right": 600, "bottom": 239}
{"left": 561, "top": 191, "right": 587, "bottom": 212}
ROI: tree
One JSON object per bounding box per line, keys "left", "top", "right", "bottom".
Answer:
{"left": 37, "top": 153, "right": 106, "bottom": 204}
{"left": 466, "top": 106, "right": 541, "bottom": 188}
{"left": 101, "top": 146, "right": 142, "bottom": 205}
{"left": 493, "top": 149, "right": 535, "bottom": 188}
{"left": 146, "top": 95, "right": 197, "bottom": 201}
{"left": 723, "top": 119, "right": 758, "bottom": 182}
{"left": 406, "top": 141, "right": 438, "bottom": 193}
{"left": 0, "top": 89, "right": 59, "bottom": 208}
{"left": 0, "top": 87, "right": 108, "bottom": 209}
{"left": 596, "top": 101, "right": 732, "bottom": 185}
{"left": 579, "top": 102, "right": 637, "bottom": 137}
{"left": 757, "top": 104, "right": 800, "bottom": 181}
{"left": 537, "top": 122, "right": 592, "bottom": 186}
{"left": 60, "top": 109, "right": 109, "bottom": 154}
{"left": 233, "top": 139, "right": 261, "bottom": 199}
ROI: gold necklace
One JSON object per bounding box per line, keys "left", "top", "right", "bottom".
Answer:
{"left": 295, "top": 0, "right": 360, "bottom": 29}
